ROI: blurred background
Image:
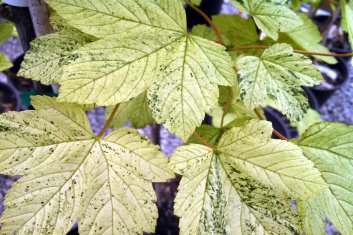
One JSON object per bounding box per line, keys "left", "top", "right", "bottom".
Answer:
{"left": 0, "top": 0, "right": 351, "bottom": 234}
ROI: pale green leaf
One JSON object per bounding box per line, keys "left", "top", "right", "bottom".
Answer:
{"left": 191, "top": 14, "right": 259, "bottom": 49}
{"left": 0, "top": 21, "right": 13, "bottom": 44}
{"left": 295, "top": 109, "right": 322, "bottom": 136}
{"left": 217, "top": 120, "right": 327, "bottom": 199}
{"left": 0, "top": 96, "right": 173, "bottom": 234}
{"left": 18, "top": 30, "right": 93, "bottom": 84}
{"left": 147, "top": 35, "right": 234, "bottom": 141}
{"left": 183, "top": 0, "right": 202, "bottom": 6}
{"left": 280, "top": 14, "right": 337, "bottom": 64}
{"left": 187, "top": 125, "right": 223, "bottom": 145}
{"left": 236, "top": 43, "right": 323, "bottom": 122}
{"left": 45, "top": 0, "right": 234, "bottom": 140}
{"left": 342, "top": 1, "right": 353, "bottom": 54}
{"left": 191, "top": 25, "right": 216, "bottom": 42}
{"left": 46, "top": 0, "right": 186, "bottom": 38}
{"left": 231, "top": 0, "right": 303, "bottom": 40}
{"left": 170, "top": 144, "right": 301, "bottom": 234}
{"left": 108, "top": 91, "right": 153, "bottom": 129}
{"left": 211, "top": 85, "right": 258, "bottom": 127}
{"left": 0, "top": 53, "right": 12, "bottom": 71}
{"left": 212, "top": 14, "right": 259, "bottom": 48}
{"left": 298, "top": 122, "right": 353, "bottom": 235}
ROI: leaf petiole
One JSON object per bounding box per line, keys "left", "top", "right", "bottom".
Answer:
{"left": 97, "top": 103, "right": 120, "bottom": 137}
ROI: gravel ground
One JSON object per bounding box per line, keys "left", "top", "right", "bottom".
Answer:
{"left": 0, "top": 3, "right": 352, "bottom": 234}
{"left": 321, "top": 60, "right": 353, "bottom": 124}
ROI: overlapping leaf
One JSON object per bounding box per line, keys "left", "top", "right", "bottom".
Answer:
{"left": 170, "top": 119, "right": 328, "bottom": 234}
{"left": 0, "top": 96, "right": 173, "bottom": 234}
{"left": 236, "top": 43, "right": 323, "bottom": 121}
{"left": 297, "top": 122, "right": 353, "bottom": 235}
{"left": 18, "top": 29, "right": 94, "bottom": 84}
{"left": 231, "top": 0, "right": 303, "bottom": 40}
{"left": 37, "top": 0, "right": 235, "bottom": 141}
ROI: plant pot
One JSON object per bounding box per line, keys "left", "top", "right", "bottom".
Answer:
{"left": 312, "top": 11, "right": 332, "bottom": 31}
{"left": 309, "top": 57, "right": 350, "bottom": 106}
{"left": 185, "top": 0, "right": 223, "bottom": 29}
{"left": 9, "top": 55, "right": 35, "bottom": 93}
{"left": 263, "top": 107, "right": 296, "bottom": 139}
{"left": 324, "top": 26, "right": 352, "bottom": 60}
{"left": 0, "top": 81, "right": 21, "bottom": 113}
{"left": 302, "top": 87, "right": 320, "bottom": 111}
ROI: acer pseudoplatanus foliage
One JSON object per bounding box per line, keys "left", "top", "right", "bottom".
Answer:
{"left": 1, "top": 0, "right": 353, "bottom": 234}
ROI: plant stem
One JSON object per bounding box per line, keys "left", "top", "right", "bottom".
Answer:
{"left": 254, "top": 108, "right": 289, "bottom": 141}
{"left": 235, "top": 45, "right": 353, "bottom": 57}
{"left": 220, "top": 101, "right": 229, "bottom": 128}
{"left": 272, "top": 129, "right": 289, "bottom": 141}
{"left": 97, "top": 103, "right": 120, "bottom": 137}
{"left": 186, "top": 0, "right": 224, "bottom": 45}
{"left": 193, "top": 131, "right": 214, "bottom": 149}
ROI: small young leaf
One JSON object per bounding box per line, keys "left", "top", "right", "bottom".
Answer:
{"left": 0, "top": 96, "right": 173, "bottom": 234}
{"left": 108, "top": 91, "right": 153, "bottom": 129}
{"left": 231, "top": 0, "right": 303, "bottom": 40}
{"left": 298, "top": 122, "right": 353, "bottom": 235}
{"left": 236, "top": 43, "right": 323, "bottom": 122}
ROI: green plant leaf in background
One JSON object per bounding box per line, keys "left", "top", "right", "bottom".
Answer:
{"left": 297, "top": 122, "right": 353, "bottom": 235}
{"left": 0, "top": 96, "right": 173, "bottom": 234}
{"left": 212, "top": 14, "right": 259, "bottom": 49}
{"left": 183, "top": 0, "right": 202, "bottom": 6}
{"left": 39, "top": 0, "right": 235, "bottom": 141}
{"left": 236, "top": 43, "right": 323, "bottom": 122}
{"left": 0, "top": 53, "right": 12, "bottom": 71}
{"left": 341, "top": 0, "right": 353, "bottom": 56}
{"left": 279, "top": 14, "right": 337, "bottom": 64}
{"left": 231, "top": 0, "right": 303, "bottom": 40}
{"left": 170, "top": 144, "right": 301, "bottom": 234}
{"left": 107, "top": 91, "right": 153, "bottom": 129}
{"left": 0, "top": 21, "right": 13, "bottom": 44}
{"left": 295, "top": 109, "right": 322, "bottom": 136}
